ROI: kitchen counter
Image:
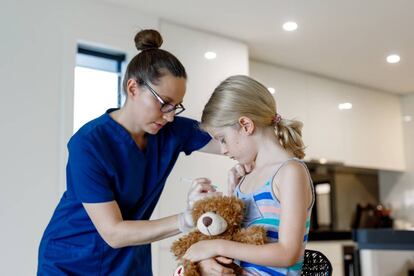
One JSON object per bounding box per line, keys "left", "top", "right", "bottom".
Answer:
{"left": 353, "top": 229, "right": 414, "bottom": 276}
{"left": 353, "top": 229, "right": 414, "bottom": 250}
{"left": 309, "top": 230, "right": 352, "bottom": 241}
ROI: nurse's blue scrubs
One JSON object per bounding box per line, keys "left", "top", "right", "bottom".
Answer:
{"left": 38, "top": 109, "right": 211, "bottom": 275}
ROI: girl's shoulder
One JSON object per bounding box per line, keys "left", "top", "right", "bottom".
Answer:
{"left": 263, "top": 158, "right": 308, "bottom": 180}
{"left": 270, "top": 159, "right": 313, "bottom": 206}
{"left": 274, "top": 158, "right": 308, "bottom": 176}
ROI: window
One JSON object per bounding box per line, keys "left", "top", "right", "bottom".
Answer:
{"left": 73, "top": 45, "right": 126, "bottom": 133}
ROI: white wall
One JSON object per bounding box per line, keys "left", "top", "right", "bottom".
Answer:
{"left": 379, "top": 93, "right": 414, "bottom": 225}
{"left": 0, "top": 0, "right": 157, "bottom": 274}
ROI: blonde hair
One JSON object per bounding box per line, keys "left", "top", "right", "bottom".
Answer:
{"left": 201, "top": 75, "right": 306, "bottom": 159}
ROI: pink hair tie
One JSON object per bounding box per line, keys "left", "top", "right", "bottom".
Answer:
{"left": 272, "top": 113, "right": 282, "bottom": 125}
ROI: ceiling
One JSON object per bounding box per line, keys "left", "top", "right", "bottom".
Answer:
{"left": 102, "top": 0, "right": 414, "bottom": 94}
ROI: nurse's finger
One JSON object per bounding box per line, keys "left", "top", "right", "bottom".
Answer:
{"left": 191, "top": 177, "right": 211, "bottom": 187}
{"left": 190, "top": 191, "right": 222, "bottom": 204}
{"left": 191, "top": 182, "right": 216, "bottom": 193}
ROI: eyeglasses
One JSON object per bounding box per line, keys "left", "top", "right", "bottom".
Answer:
{"left": 139, "top": 79, "right": 186, "bottom": 116}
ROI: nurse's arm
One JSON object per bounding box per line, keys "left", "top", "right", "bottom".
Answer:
{"left": 83, "top": 201, "right": 180, "bottom": 249}
{"left": 198, "top": 139, "right": 221, "bottom": 154}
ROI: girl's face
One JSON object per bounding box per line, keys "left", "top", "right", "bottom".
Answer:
{"left": 209, "top": 124, "right": 257, "bottom": 165}
{"left": 129, "top": 74, "right": 186, "bottom": 134}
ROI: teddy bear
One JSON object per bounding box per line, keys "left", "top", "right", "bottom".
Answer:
{"left": 171, "top": 195, "right": 267, "bottom": 276}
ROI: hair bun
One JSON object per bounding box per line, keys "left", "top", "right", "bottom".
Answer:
{"left": 134, "top": 29, "right": 163, "bottom": 51}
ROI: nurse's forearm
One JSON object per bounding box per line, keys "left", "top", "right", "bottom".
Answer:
{"left": 83, "top": 201, "right": 181, "bottom": 249}
{"left": 109, "top": 214, "right": 181, "bottom": 248}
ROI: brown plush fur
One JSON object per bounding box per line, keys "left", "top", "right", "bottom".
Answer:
{"left": 171, "top": 195, "right": 267, "bottom": 276}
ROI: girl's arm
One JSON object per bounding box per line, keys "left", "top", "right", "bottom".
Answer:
{"left": 184, "top": 161, "right": 311, "bottom": 267}
{"left": 83, "top": 201, "right": 180, "bottom": 248}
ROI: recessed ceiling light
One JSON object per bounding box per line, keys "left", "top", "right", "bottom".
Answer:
{"left": 204, "top": 51, "right": 217, "bottom": 60}
{"left": 268, "top": 87, "right": 276, "bottom": 94}
{"left": 386, "top": 54, "right": 400, "bottom": 64}
{"left": 319, "top": 158, "right": 327, "bottom": 164}
{"left": 338, "top": 103, "right": 352, "bottom": 110}
{"left": 283, "top": 21, "right": 298, "bottom": 31}
{"left": 403, "top": 115, "right": 412, "bottom": 122}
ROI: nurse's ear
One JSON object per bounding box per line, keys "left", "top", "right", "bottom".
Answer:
{"left": 125, "top": 79, "right": 140, "bottom": 98}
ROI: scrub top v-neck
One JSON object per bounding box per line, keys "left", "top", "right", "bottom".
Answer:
{"left": 38, "top": 108, "right": 211, "bottom": 275}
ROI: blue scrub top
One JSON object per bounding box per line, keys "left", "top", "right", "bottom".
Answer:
{"left": 38, "top": 109, "right": 211, "bottom": 275}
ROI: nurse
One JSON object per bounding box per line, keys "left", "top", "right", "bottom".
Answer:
{"left": 37, "top": 29, "right": 226, "bottom": 275}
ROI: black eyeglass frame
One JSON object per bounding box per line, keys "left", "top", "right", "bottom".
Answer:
{"left": 138, "top": 79, "right": 186, "bottom": 116}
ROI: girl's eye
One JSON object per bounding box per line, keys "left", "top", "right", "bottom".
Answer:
{"left": 220, "top": 138, "right": 226, "bottom": 144}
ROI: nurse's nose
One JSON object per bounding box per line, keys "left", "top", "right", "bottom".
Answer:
{"left": 163, "top": 111, "right": 175, "bottom": 122}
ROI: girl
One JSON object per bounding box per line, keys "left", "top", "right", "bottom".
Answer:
{"left": 183, "top": 75, "right": 315, "bottom": 275}
{"left": 37, "top": 29, "right": 225, "bottom": 275}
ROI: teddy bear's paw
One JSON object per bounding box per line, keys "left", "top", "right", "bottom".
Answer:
{"left": 173, "top": 264, "right": 185, "bottom": 276}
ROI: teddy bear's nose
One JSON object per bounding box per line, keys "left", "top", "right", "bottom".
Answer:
{"left": 202, "top": 216, "right": 213, "bottom": 227}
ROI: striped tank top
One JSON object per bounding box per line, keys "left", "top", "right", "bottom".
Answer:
{"left": 234, "top": 158, "right": 315, "bottom": 276}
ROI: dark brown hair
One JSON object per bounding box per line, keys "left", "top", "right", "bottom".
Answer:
{"left": 122, "top": 29, "right": 187, "bottom": 91}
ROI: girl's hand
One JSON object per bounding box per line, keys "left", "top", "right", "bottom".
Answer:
{"left": 183, "top": 240, "right": 219, "bottom": 262}
{"left": 199, "top": 257, "right": 235, "bottom": 276}
{"left": 228, "top": 162, "right": 254, "bottom": 194}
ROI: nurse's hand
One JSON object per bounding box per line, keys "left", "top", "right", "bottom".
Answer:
{"left": 187, "top": 178, "right": 222, "bottom": 209}
{"left": 179, "top": 178, "right": 222, "bottom": 233}
{"left": 228, "top": 162, "right": 254, "bottom": 195}
{"left": 199, "top": 257, "right": 236, "bottom": 276}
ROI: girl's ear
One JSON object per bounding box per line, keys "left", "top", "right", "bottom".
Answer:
{"left": 238, "top": 116, "right": 255, "bottom": 135}
{"left": 126, "top": 79, "right": 140, "bottom": 97}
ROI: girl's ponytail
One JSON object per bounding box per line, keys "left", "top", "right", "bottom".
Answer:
{"left": 275, "top": 117, "right": 306, "bottom": 159}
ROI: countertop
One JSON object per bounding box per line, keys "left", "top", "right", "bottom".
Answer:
{"left": 308, "top": 230, "right": 352, "bottom": 241}
{"left": 353, "top": 229, "right": 414, "bottom": 250}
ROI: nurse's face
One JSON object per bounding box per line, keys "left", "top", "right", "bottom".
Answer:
{"left": 129, "top": 74, "right": 186, "bottom": 134}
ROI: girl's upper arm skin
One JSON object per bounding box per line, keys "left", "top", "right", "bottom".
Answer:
{"left": 273, "top": 162, "right": 311, "bottom": 261}
{"left": 198, "top": 139, "right": 221, "bottom": 154}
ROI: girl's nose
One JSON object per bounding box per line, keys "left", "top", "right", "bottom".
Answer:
{"left": 220, "top": 146, "right": 228, "bottom": 155}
